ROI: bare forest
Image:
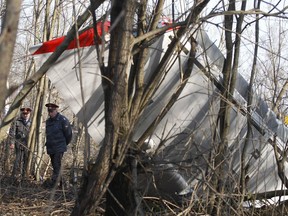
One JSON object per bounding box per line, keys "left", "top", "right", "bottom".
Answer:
{"left": 1, "top": 0, "right": 288, "bottom": 215}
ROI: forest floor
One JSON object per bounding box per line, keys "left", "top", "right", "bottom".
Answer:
{"left": 0, "top": 175, "right": 77, "bottom": 216}
{"left": 1, "top": 173, "right": 288, "bottom": 215}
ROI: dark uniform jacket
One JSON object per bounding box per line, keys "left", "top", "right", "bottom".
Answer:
{"left": 45, "top": 113, "right": 72, "bottom": 155}
{"left": 9, "top": 117, "right": 31, "bottom": 149}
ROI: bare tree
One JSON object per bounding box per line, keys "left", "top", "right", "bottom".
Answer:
{"left": 2, "top": 1, "right": 288, "bottom": 216}
{"left": 0, "top": 0, "right": 22, "bottom": 112}
{"left": 72, "top": 0, "right": 210, "bottom": 215}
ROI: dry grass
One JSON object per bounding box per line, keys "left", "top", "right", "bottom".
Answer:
{"left": 0, "top": 175, "right": 76, "bottom": 216}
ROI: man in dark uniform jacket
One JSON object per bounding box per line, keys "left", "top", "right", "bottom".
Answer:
{"left": 45, "top": 103, "right": 72, "bottom": 186}
{"left": 9, "top": 107, "right": 32, "bottom": 178}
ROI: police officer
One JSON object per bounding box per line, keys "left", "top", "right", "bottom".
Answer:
{"left": 9, "top": 107, "right": 32, "bottom": 178}
{"left": 45, "top": 103, "right": 72, "bottom": 187}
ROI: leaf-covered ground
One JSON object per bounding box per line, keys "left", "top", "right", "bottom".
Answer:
{"left": 1, "top": 174, "right": 288, "bottom": 216}
{"left": 0, "top": 176, "right": 76, "bottom": 216}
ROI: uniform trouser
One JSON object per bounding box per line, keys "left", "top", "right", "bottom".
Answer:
{"left": 49, "top": 152, "right": 63, "bottom": 182}
{"left": 12, "top": 145, "right": 27, "bottom": 177}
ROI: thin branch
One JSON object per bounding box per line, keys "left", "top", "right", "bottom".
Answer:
{"left": 0, "top": 2, "right": 102, "bottom": 141}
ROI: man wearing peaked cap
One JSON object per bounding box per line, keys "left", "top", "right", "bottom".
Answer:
{"left": 44, "top": 102, "right": 72, "bottom": 188}
{"left": 45, "top": 103, "right": 59, "bottom": 108}
{"left": 9, "top": 107, "right": 32, "bottom": 178}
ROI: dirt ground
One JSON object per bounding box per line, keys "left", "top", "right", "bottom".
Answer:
{"left": 0, "top": 176, "right": 77, "bottom": 216}
{"left": 1, "top": 174, "right": 288, "bottom": 216}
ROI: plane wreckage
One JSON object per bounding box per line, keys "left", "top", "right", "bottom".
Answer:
{"left": 29, "top": 21, "right": 288, "bottom": 202}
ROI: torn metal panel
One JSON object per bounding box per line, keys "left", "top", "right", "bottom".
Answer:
{"left": 29, "top": 26, "right": 288, "bottom": 200}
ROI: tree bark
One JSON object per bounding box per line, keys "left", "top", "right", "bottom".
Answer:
{"left": 210, "top": 0, "right": 235, "bottom": 215}
{"left": 0, "top": 0, "right": 22, "bottom": 112}
{"left": 71, "top": 1, "right": 136, "bottom": 215}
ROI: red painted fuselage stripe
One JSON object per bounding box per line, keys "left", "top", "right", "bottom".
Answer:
{"left": 32, "top": 21, "right": 110, "bottom": 55}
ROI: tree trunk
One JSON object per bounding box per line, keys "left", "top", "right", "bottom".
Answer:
{"left": 71, "top": 1, "right": 136, "bottom": 215}
{"left": 105, "top": 158, "right": 144, "bottom": 216}
{"left": 0, "top": 0, "right": 22, "bottom": 112}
